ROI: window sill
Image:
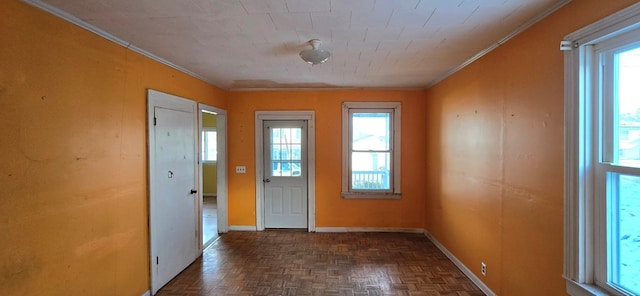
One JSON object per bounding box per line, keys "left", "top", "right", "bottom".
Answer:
{"left": 341, "top": 192, "right": 401, "bottom": 199}
{"left": 566, "top": 279, "right": 625, "bottom": 296}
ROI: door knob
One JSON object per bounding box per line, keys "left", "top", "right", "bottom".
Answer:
{"left": 190, "top": 189, "right": 197, "bottom": 194}
{"left": 263, "top": 178, "right": 271, "bottom": 183}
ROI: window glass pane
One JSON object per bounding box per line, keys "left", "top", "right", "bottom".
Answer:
{"left": 271, "top": 127, "right": 302, "bottom": 177}
{"left": 615, "top": 46, "right": 640, "bottom": 167}
{"left": 351, "top": 152, "right": 390, "bottom": 190}
{"left": 352, "top": 112, "right": 390, "bottom": 151}
{"left": 202, "top": 130, "right": 217, "bottom": 162}
{"left": 607, "top": 173, "right": 640, "bottom": 295}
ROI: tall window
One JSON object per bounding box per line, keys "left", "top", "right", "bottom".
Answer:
{"left": 202, "top": 128, "right": 217, "bottom": 163}
{"left": 594, "top": 36, "right": 640, "bottom": 296}
{"left": 564, "top": 4, "right": 640, "bottom": 296}
{"left": 342, "top": 102, "right": 401, "bottom": 199}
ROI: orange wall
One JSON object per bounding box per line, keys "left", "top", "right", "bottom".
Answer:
{"left": 227, "top": 90, "right": 427, "bottom": 228}
{"left": 424, "top": 0, "right": 637, "bottom": 295}
{"left": 0, "top": 2, "right": 226, "bottom": 295}
{"left": 5, "top": 0, "right": 637, "bottom": 295}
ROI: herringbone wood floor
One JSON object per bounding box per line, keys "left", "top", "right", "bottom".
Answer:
{"left": 157, "top": 231, "right": 485, "bottom": 296}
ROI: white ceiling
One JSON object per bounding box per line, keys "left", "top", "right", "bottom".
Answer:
{"left": 33, "top": 0, "right": 568, "bottom": 90}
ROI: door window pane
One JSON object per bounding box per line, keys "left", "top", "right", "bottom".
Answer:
{"left": 607, "top": 173, "right": 640, "bottom": 295}
{"left": 615, "top": 46, "right": 640, "bottom": 167}
{"left": 271, "top": 127, "right": 302, "bottom": 177}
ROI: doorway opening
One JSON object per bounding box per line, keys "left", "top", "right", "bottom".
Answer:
{"left": 199, "top": 104, "right": 228, "bottom": 249}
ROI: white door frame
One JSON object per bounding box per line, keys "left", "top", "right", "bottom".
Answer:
{"left": 198, "top": 103, "right": 228, "bottom": 236}
{"left": 255, "top": 111, "right": 315, "bottom": 231}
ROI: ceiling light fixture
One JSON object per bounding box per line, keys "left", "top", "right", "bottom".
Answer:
{"left": 299, "top": 39, "right": 330, "bottom": 65}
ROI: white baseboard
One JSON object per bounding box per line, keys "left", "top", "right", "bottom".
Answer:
{"left": 315, "top": 227, "right": 425, "bottom": 233}
{"left": 141, "top": 290, "right": 150, "bottom": 296}
{"left": 423, "top": 231, "right": 496, "bottom": 296}
{"left": 225, "top": 226, "right": 424, "bottom": 233}
{"left": 228, "top": 225, "right": 257, "bottom": 231}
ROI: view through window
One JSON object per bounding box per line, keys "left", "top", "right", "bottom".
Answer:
{"left": 270, "top": 127, "right": 302, "bottom": 177}
{"left": 351, "top": 112, "right": 391, "bottom": 190}
{"left": 202, "top": 129, "right": 217, "bottom": 162}
{"left": 605, "top": 45, "right": 640, "bottom": 294}
{"left": 341, "top": 102, "right": 401, "bottom": 198}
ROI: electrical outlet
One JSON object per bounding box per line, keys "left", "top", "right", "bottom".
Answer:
{"left": 481, "top": 262, "right": 487, "bottom": 276}
{"left": 235, "top": 166, "right": 246, "bottom": 174}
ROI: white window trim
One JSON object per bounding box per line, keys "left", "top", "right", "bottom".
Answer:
{"left": 564, "top": 3, "right": 640, "bottom": 296}
{"left": 202, "top": 127, "right": 217, "bottom": 164}
{"left": 341, "top": 102, "right": 401, "bottom": 199}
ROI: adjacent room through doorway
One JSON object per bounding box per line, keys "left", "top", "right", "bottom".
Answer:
{"left": 202, "top": 195, "right": 217, "bottom": 245}
{"left": 201, "top": 111, "right": 219, "bottom": 247}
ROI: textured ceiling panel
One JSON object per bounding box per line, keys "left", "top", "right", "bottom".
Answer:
{"left": 37, "top": 0, "right": 569, "bottom": 89}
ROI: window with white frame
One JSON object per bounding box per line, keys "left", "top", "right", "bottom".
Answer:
{"left": 202, "top": 128, "right": 217, "bottom": 163}
{"left": 341, "top": 102, "right": 401, "bottom": 199}
{"left": 564, "top": 3, "right": 640, "bottom": 296}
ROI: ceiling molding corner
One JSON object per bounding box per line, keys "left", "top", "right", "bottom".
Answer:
{"left": 426, "top": 0, "right": 573, "bottom": 89}
{"left": 20, "top": 0, "right": 223, "bottom": 90}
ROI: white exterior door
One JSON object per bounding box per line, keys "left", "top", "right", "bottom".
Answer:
{"left": 148, "top": 90, "right": 199, "bottom": 295}
{"left": 263, "top": 120, "right": 308, "bottom": 228}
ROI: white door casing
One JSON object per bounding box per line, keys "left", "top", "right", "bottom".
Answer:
{"left": 263, "top": 120, "right": 308, "bottom": 228}
{"left": 255, "top": 111, "right": 316, "bottom": 231}
{"left": 148, "top": 90, "right": 199, "bottom": 294}
{"left": 198, "top": 103, "right": 228, "bottom": 235}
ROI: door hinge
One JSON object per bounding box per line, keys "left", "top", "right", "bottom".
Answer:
{"left": 154, "top": 117, "right": 157, "bottom": 126}
{"left": 156, "top": 256, "right": 159, "bottom": 265}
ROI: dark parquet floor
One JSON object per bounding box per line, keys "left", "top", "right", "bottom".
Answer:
{"left": 157, "top": 231, "right": 485, "bottom": 296}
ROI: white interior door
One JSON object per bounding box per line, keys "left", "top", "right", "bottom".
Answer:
{"left": 148, "top": 90, "right": 199, "bottom": 295}
{"left": 263, "top": 120, "right": 308, "bottom": 228}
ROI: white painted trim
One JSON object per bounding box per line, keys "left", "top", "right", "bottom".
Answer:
{"left": 21, "top": 0, "right": 219, "bottom": 89}
{"left": 315, "top": 227, "right": 423, "bottom": 233}
{"left": 228, "top": 225, "right": 258, "bottom": 231}
{"left": 229, "top": 87, "right": 426, "bottom": 92}
{"left": 428, "top": 0, "right": 572, "bottom": 87}
{"left": 566, "top": 279, "right": 611, "bottom": 296}
{"left": 141, "top": 290, "right": 151, "bottom": 296}
{"left": 199, "top": 103, "right": 228, "bottom": 235}
{"left": 564, "top": 43, "right": 596, "bottom": 286}
{"left": 563, "top": 3, "right": 640, "bottom": 296}
{"left": 341, "top": 102, "right": 401, "bottom": 198}
{"left": 255, "top": 111, "right": 316, "bottom": 232}
{"left": 564, "top": 3, "right": 640, "bottom": 47}
{"left": 424, "top": 231, "right": 496, "bottom": 296}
